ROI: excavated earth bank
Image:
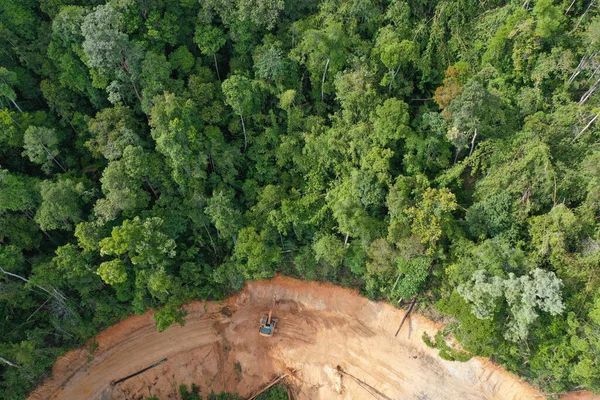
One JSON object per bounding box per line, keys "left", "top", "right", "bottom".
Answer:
{"left": 28, "top": 276, "right": 598, "bottom": 400}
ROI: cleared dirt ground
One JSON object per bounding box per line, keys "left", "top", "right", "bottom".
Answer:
{"left": 28, "top": 276, "right": 596, "bottom": 400}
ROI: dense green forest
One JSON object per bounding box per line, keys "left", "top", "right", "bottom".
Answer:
{"left": 1, "top": 0, "right": 599, "bottom": 397}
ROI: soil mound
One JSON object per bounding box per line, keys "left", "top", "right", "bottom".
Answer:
{"left": 28, "top": 276, "right": 595, "bottom": 400}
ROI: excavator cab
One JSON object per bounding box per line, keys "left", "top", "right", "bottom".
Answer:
{"left": 259, "top": 296, "right": 278, "bottom": 337}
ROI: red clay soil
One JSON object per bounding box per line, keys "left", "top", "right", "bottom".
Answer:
{"left": 28, "top": 276, "right": 599, "bottom": 400}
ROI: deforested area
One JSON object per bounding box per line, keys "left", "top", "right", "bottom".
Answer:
{"left": 1, "top": 0, "right": 600, "bottom": 398}
{"left": 29, "top": 277, "right": 544, "bottom": 400}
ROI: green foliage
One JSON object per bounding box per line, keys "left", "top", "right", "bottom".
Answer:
{"left": 87, "top": 105, "right": 143, "bottom": 160}
{"left": 255, "top": 385, "right": 288, "bottom": 400}
{"left": 35, "top": 178, "right": 85, "bottom": 231}
{"left": 394, "top": 256, "right": 430, "bottom": 299}
{"left": 0, "top": 170, "right": 40, "bottom": 212}
{"left": 100, "top": 216, "right": 176, "bottom": 267}
{"left": 3, "top": 0, "right": 600, "bottom": 396}
{"left": 155, "top": 305, "right": 187, "bottom": 332}
{"left": 233, "top": 227, "right": 281, "bottom": 279}
{"left": 458, "top": 269, "right": 565, "bottom": 341}
{"left": 97, "top": 259, "right": 128, "bottom": 285}
{"left": 195, "top": 25, "right": 227, "bottom": 56}
{"left": 205, "top": 190, "right": 243, "bottom": 240}
{"left": 22, "top": 126, "right": 65, "bottom": 174}
{"left": 313, "top": 233, "right": 345, "bottom": 268}
{"left": 405, "top": 188, "right": 457, "bottom": 255}
{"left": 422, "top": 330, "right": 472, "bottom": 362}
{"left": 222, "top": 75, "right": 257, "bottom": 117}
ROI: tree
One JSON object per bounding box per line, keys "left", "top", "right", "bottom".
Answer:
{"left": 94, "top": 159, "right": 150, "bottom": 223}
{"left": 405, "top": 188, "right": 457, "bottom": 255}
{"left": 149, "top": 92, "right": 208, "bottom": 194}
{"left": 533, "top": 0, "right": 564, "bottom": 40}
{"left": 372, "top": 98, "right": 413, "bottom": 147}
{"left": 374, "top": 26, "right": 418, "bottom": 92}
{"left": 81, "top": 3, "right": 143, "bottom": 103}
{"left": 204, "top": 190, "right": 243, "bottom": 241}
{"left": 366, "top": 238, "right": 397, "bottom": 275}
{"left": 458, "top": 269, "right": 565, "bottom": 341}
{"left": 0, "top": 213, "right": 41, "bottom": 250}
{"left": 253, "top": 44, "right": 288, "bottom": 85}
{"left": 0, "top": 170, "right": 39, "bottom": 213}
{"left": 433, "top": 63, "right": 470, "bottom": 114}
{"left": 97, "top": 259, "right": 128, "bottom": 285}
{"left": 221, "top": 75, "right": 256, "bottom": 151}
{"left": 0, "top": 67, "right": 23, "bottom": 112}
{"left": 233, "top": 227, "right": 281, "bottom": 279}
{"left": 291, "top": 21, "right": 349, "bottom": 101}
{"left": 236, "top": 0, "right": 284, "bottom": 29}
{"left": 326, "top": 177, "right": 381, "bottom": 243}
{"left": 169, "top": 46, "right": 195, "bottom": 77}
{"left": 394, "top": 256, "right": 430, "bottom": 299}
{"left": 334, "top": 67, "right": 380, "bottom": 124}
{"left": 194, "top": 24, "right": 227, "bottom": 81}
{"left": 446, "top": 78, "right": 504, "bottom": 160}
{"left": 139, "top": 51, "right": 177, "bottom": 113}
{"left": 22, "top": 126, "right": 66, "bottom": 173}
{"left": 98, "top": 216, "right": 178, "bottom": 309}
{"left": 35, "top": 178, "right": 84, "bottom": 231}
{"left": 403, "top": 112, "right": 451, "bottom": 176}
{"left": 528, "top": 204, "right": 582, "bottom": 260}
{"left": 86, "top": 104, "right": 143, "bottom": 160}
{"left": 313, "top": 233, "right": 345, "bottom": 269}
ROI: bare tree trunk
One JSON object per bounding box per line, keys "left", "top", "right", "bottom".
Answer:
{"left": 2, "top": 108, "right": 20, "bottom": 126}
{"left": 574, "top": 0, "right": 596, "bottom": 31}
{"left": 10, "top": 98, "right": 22, "bottom": 112}
{"left": 0, "top": 267, "right": 67, "bottom": 304}
{"left": 0, "top": 356, "right": 21, "bottom": 369}
{"left": 553, "top": 175, "right": 558, "bottom": 206}
{"left": 469, "top": 128, "right": 478, "bottom": 157}
{"left": 201, "top": 220, "right": 218, "bottom": 253}
{"left": 394, "top": 298, "right": 417, "bottom": 337}
{"left": 586, "top": 63, "right": 600, "bottom": 85}
{"left": 321, "top": 58, "right": 330, "bottom": 102}
{"left": 565, "top": 0, "right": 577, "bottom": 13}
{"left": 40, "top": 142, "right": 67, "bottom": 173}
{"left": 578, "top": 76, "right": 600, "bottom": 105}
{"left": 26, "top": 297, "right": 51, "bottom": 322}
{"left": 388, "top": 63, "right": 402, "bottom": 92}
{"left": 569, "top": 52, "right": 599, "bottom": 84}
{"left": 131, "top": 81, "right": 143, "bottom": 104}
{"left": 213, "top": 54, "right": 221, "bottom": 81}
{"left": 240, "top": 114, "right": 247, "bottom": 152}
{"left": 391, "top": 272, "right": 402, "bottom": 293}
{"left": 569, "top": 54, "right": 588, "bottom": 83}
{"left": 248, "top": 374, "right": 288, "bottom": 400}
{"left": 340, "top": 232, "right": 350, "bottom": 265}
{"left": 572, "top": 112, "right": 599, "bottom": 142}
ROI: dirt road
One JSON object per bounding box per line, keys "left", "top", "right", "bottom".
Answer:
{"left": 28, "top": 276, "right": 583, "bottom": 400}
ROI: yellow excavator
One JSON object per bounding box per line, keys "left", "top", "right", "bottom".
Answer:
{"left": 259, "top": 296, "right": 277, "bottom": 337}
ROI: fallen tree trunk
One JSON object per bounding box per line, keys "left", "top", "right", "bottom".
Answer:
{"left": 248, "top": 374, "right": 288, "bottom": 400}
{"left": 112, "top": 358, "right": 167, "bottom": 385}
{"left": 394, "top": 297, "right": 417, "bottom": 337}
